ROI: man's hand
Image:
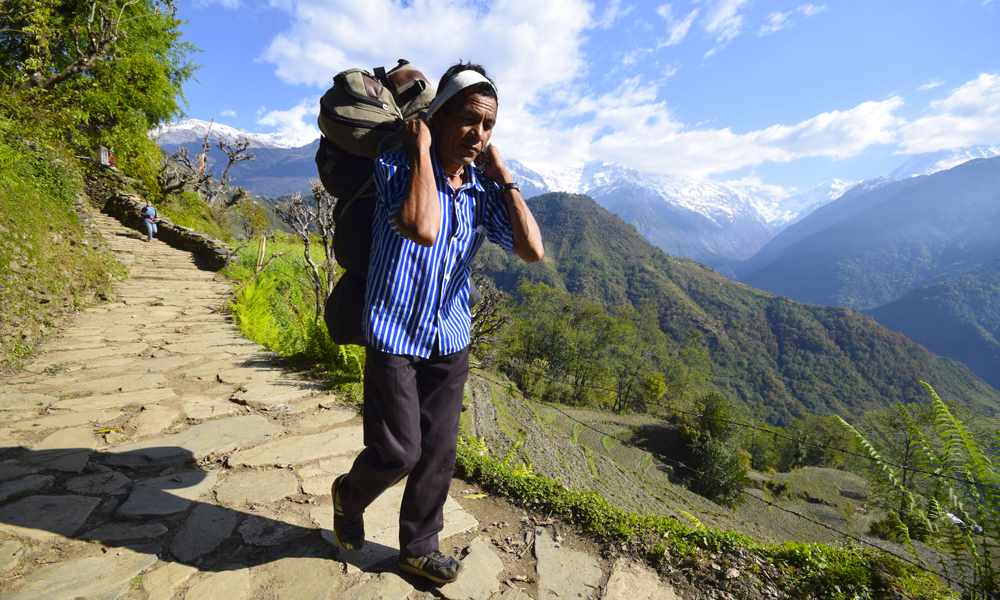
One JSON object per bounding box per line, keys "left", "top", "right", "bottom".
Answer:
{"left": 477, "top": 143, "right": 507, "bottom": 184}
{"left": 399, "top": 119, "right": 433, "bottom": 159}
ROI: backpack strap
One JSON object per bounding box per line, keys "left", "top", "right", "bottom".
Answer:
{"left": 372, "top": 66, "right": 390, "bottom": 88}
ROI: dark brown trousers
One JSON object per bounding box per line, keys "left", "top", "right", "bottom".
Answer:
{"left": 339, "top": 342, "right": 469, "bottom": 559}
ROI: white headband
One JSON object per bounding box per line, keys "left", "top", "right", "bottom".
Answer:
{"left": 425, "top": 70, "right": 497, "bottom": 119}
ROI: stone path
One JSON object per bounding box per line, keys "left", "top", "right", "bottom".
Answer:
{"left": 0, "top": 211, "right": 684, "bottom": 599}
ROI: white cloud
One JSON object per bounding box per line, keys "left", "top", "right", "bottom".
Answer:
{"left": 255, "top": 98, "right": 320, "bottom": 141}
{"left": 261, "top": 0, "right": 592, "bottom": 113}
{"left": 656, "top": 4, "right": 699, "bottom": 47}
{"left": 797, "top": 4, "right": 826, "bottom": 17}
{"left": 758, "top": 12, "right": 792, "bottom": 36}
{"left": 220, "top": 109, "right": 237, "bottom": 117}
{"left": 898, "top": 73, "right": 1000, "bottom": 153}
{"left": 918, "top": 80, "right": 944, "bottom": 91}
{"left": 702, "top": 0, "right": 750, "bottom": 45}
{"left": 596, "top": 0, "right": 633, "bottom": 29}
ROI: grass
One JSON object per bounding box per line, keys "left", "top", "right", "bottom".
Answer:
{"left": 0, "top": 122, "right": 126, "bottom": 369}
{"left": 223, "top": 239, "right": 364, "bottom": 386}
{"left": 456, "top": 433, "right": 954, "bottom": 600}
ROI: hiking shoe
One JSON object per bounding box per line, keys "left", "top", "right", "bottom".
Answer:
{"left": 398, "top": 551, "right": 462, "bottom": 584}
{"left": 332, "top": 474, "right": 364, "bottom": 551}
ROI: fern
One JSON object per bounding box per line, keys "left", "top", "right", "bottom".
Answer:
{"left": 836, "top": 382, "right": 1000, "bottom": 598}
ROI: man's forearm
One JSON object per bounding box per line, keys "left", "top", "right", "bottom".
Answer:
{"left": 396, "top": 146, "right": 441, "bottom": 246}
{"left": 494, "top": 168, "right": 543, "bottom": 262}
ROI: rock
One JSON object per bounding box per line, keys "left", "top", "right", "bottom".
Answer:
{"left": 0, "top": 495, "right": 101, "bottom": 540}
{"left": 2, "top": 545, "right": 158, "bottom": 600}
{"left": 267, "top": 555, "right": 340, "bottom": 600}
{"left": 287, "top": 408, "right": 356, "bottom": 432}
{"left": 24, "top": 427, "right": 97, "bottom": 473}
{"left": 0, "top": 539, "right": 26, "bottom": 576}
{"left": 297, "top": 455, "right": 356, "bottom": 496}
{"left": 228, "top": 428, "right": 364, "bottom": 468}
{"left": 237, "top": 514, "right": 310, "bottom": 546}
{"left": 65, "top": 471, "right": 132, "bottom": 495}
{"left": 438, "top": 540, "right": 504, "bottom": 600}
{"left": 106, "top": 416, "right": 280, "bottom": 467}
{"left": 0, "top": 474, "right": 55, "bottom": 501}
{"left": 115, "top": 470, "right": 219, "bottom": 518}
{"left": 311, "top": 485, "right": 477, "bottom": 571}
{"left": 184, "top": 568, "right": 251, "bottom": 600}
{"left": 725, "top": 568, "right": 740, "bottom": 580}
{"left": 0, "top": 463, "right": 29, "bottom": 482}
{"left": 86, "top": 521, "right": 169, "bottom": 542}
{"left": 215, "top": 469, "right": 299, "bottom": 506}
{"left": 0, "top": 393, "right": 57, "bottom": 411}
{"left": 602, "top": 558, "right": 679, "bottom": 600}
{"left": 127, "top": 404, "right": 180, "bottom": 438}
{"left": 24, "top": 342, "right": 149, "bottom": 371}
{"left": 170, "top": 503, "right": 237, "bottom": 563}
{"left": 230, "top": 380, "right": 327, "bottom": 410}
{"left": 534, "top": 527, "right": 602, "bottom": 600}
{"left": 181, "top": 395, "right": 238, "bottom": 420}
{"left": 52, "top": 387, "right": 176, "bottom": 411}
{"left": 11, "top": 408, "right": 123, "bottom": 431}
{"left": 343, "top": 572, "right": 414, "bottom": 600}
{"left": 143, "top": 561, "right": 198, "bottom": 600}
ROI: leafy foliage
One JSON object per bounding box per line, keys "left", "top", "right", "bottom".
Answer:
{"left": 836, "top": 383, "right": 1000, "bottom": 598}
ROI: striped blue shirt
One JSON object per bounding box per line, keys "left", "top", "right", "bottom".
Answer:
{"left": 363, "top": 148, "right": 515, "bottom": 357}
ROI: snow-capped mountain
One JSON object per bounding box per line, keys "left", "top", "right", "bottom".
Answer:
{"left": 152, "top": 118, "right": 318, "bottom": 150}
{"left": 758, "top": 179, "right": 856, "bottom": 232}
{"left": 889, "top": 146, "right": 1000, "bottom": 180}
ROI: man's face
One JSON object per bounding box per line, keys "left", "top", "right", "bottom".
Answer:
{"left": 433, "top": 91, "right": 497, "bottom": 168}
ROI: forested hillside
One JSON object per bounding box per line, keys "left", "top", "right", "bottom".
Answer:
{"left": 476, "top": 192, "right": 1000, "bottom": 425}
{"left": 742, "top": 156, "right": 1000, "bottom": 309}
{"left": 869, "top": 258, "right": 1000, "bottom": 390}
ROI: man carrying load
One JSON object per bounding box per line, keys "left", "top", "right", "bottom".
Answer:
{"left": 331, "top": 61, "right": 544, "bottom": 584}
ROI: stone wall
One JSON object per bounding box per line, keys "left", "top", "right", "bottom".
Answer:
{"left": 100, "top": 182, "right": 234, "bottom": 271}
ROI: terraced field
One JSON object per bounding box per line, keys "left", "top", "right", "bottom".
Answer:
{"left": 462, "top": 373, "right": 885, "bottom": 546}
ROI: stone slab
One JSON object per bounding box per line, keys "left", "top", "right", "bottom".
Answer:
{"left": 0, "top": 463, "right": 30, "bottom": 482}
{"left": 602, "top": 558, "right": 680, "bottom": 600}
{"left": 60, "top": 373, "right": 165, "bottom": 395}
{"left": 344, "top": 572, "right": 413, "bottom": 600}
{"left": 228, "top": 427, "right": 364, "bottom": 468}
{"left": 106, "top": 416, "right": 281, "bottom": 467}
{"left": 181, "top": 395, "right": 238, "bottom": 420}
{"left": 312, "top": 485, "right": 477, "bottom": 570}
{"left": 184, "top": 568, "right": 252, "bottom": 600}
{"left": 298, "top": 455, "right": 356, "bottom": 496}
{"left": 143, "top": 561, "right": 199, "bottom": 600}
{"left": 0, "top": 393, "right": 57, "bottom": 411}
{"left": 52, "top": 387, "right": 176, "bottom": 411}
{"left": 86, "top": 521, "right": 169, "bottom": 542}
{"left": 128, "top": 404, "right": 180, "bottom": 438}
{"left": 0, "top": 474, "right": 55, "bottom": 501}
{"left": 268, "top": 555, "right": 340, "bottom": 600}
{"left": 439, "top": 540, "right": 505, "bottom": 600}
{"left": 24, "top": 427, "right": 97, "bottom": 473}
{"left": 182, "top": 359, "right": 243, "bottom": 379}
{"left": 65, "top": 471, "right": 132, "bottom": 495}
{"left": 230, "top": 380, "right": 327, "bottom": 410}
{"left": 115, "top": 471, "right": 219, "bottom": 518}
{"left": 0, "top": 495, "right": 101, "bottom": 540}
{"left": 288, "top": 408, "right": 356, "bottom": 432}
{"left": 216, "top": 469, "right": 299, "bottom": 505}
{"left": 24, "top": 342, "right": 149, "bottom": 370}
{"left": 143, "top": 354, "right": 204, "bottom": 372}
{"left": 3, "top": 546, "right": 158, "bottom": 600}
{"left": 534, "top": 527, "right": 602, "bottom": 600}
{"left": 170, "top": 503, "right": 237, "bottom": 563}
{"left": 238, "top": 514, "right": 311, "bottom": 546}
{"left": 0, "top": 539, "right": 26, "bottom": 576}
{"left": 12, "top": 409, "right": 122, "bottom": 431}
{"left": 168, "top": 340, "right": 261, "bottom": 355}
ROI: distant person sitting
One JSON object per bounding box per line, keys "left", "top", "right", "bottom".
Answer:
{"left": 140, "top": 200, "right": 158, "bottom": 242}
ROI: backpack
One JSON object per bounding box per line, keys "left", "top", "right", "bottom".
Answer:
{"left": 316, "top": 60, "right": 436, "bottom": 345}
{"left": 315, "top": 60, "right": 483, "bottom": 346}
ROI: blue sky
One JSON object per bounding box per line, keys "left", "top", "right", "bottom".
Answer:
{"left": 177, "top": 0, "right": 1000, "bottom": 191}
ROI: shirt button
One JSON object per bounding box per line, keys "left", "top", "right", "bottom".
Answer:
{"left": 444, "top": 274, "right": 450, "bottom": 281}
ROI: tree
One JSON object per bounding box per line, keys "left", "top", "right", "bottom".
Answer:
{"left": 469, "top": 262, "right": 511, "bottom": 368}
{"left": 274, "top": 185, "right": 336, "bottom": 320}
{"left": 158, "top": 123, "right": 256, "bottom": 206}
{"left": 232, "top": 199, "right": 269, "bottom": 243}
{"left": 1, "top": 0, "right": 197, "bottom": 191}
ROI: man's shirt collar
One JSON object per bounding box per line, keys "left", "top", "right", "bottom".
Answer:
{"left": 430, "top": 144, "right": 487, "bottom": 194}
